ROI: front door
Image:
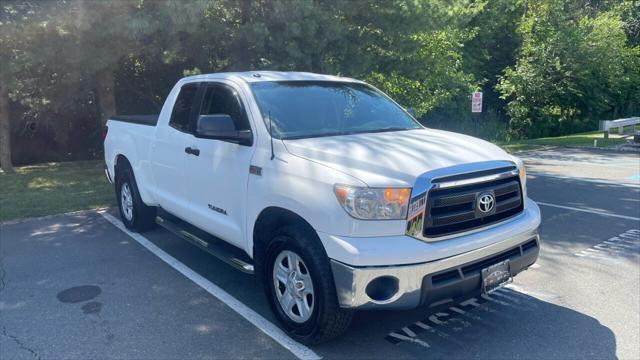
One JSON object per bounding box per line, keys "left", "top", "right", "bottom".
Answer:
{"left": 184, "top": 81, "right": 255, "bottom": 248}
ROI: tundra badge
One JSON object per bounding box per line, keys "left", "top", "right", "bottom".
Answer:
{"left": 208, "top": 204, "right": 228, "bottom": 215}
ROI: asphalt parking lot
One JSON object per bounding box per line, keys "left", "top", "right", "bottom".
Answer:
{"left": 1, "top": 148, "right": 639, "bottom": 359}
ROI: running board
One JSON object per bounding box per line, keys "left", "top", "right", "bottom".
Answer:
{"left": 155, "top": 215, "right": 254, "bottom": 274}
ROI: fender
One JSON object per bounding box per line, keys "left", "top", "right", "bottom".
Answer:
{"left": 108, "top": 123, "right": 157, "bottom": 205}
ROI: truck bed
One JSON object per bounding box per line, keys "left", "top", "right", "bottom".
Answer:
{"left": 110, "top": 115, "right": 159, "bottom": 126}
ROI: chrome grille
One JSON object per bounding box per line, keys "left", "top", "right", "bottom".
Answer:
{"left": 423, "top": 174, "right": 523, "bottom": 237}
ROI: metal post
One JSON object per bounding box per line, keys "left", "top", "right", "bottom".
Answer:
{"left": 475, "top": 113, "right": 478, "bottom": 137}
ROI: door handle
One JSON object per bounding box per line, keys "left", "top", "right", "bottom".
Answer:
{"left": 185, "top": 147, "right": 200, "bottom": 156}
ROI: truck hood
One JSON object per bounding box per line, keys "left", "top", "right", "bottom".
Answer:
{"left": 282, "top": 128, "right": 514, "bottom": 187}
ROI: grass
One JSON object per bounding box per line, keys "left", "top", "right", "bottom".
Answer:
{"left": 499, "top": 130, "right": 630, "bottom": 152}
{"left": 0, "top": 160, "right": 115, "bottom": 222}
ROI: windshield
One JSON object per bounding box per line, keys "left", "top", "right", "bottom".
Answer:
{"left": 250, "top": 81, "right": 422, "bottom": 139}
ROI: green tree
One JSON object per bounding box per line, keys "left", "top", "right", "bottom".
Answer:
{"left": 333, "top": 0, "right": 479, "bottom": 116}
{"left": 1, "top": 0, "right": 213, "bottom": 165}
{"left": 461, "top": 0, "right": 525, "bottom": 121}
{"left": 498, "top": 0, "right": 640, "bottom": 139}
{"left": 0, "top": 1, "right": 53, "bottom": 172}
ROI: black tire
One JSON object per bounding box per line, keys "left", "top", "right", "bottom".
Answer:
{"left": 115, "top": 165, "right": 157, "bottom": 232}
{"left": 263, "top": 224, "right": 353, "bottom": 344}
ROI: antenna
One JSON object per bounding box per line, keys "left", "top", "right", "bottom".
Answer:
{"left": 269, "top": 110, "right": 275, "bottom": 160}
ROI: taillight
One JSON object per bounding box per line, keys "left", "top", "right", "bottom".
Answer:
{"left": 102, "top": 126, "right": 108, "bottom": 140}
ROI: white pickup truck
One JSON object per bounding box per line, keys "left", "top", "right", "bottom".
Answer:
{"left": 104, "top": 71, "right": 541, "bottom": 343}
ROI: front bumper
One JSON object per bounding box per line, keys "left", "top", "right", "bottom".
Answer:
{"left": 330, "top": 210, "right": 540, "bottom": 310}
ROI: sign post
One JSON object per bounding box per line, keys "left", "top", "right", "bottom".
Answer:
{"left": 471, "top": 91, "right": 483, "bottom": 136}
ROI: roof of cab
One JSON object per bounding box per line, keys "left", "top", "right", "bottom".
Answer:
{"left": 181, "top": 71, "right": 363, "bottom": 84}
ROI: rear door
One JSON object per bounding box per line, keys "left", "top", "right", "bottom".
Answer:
{"left": 150, "top": 82, "right": 200, "bottom": 215}
{"left": 183, "top": 81, "right": 255, "bottom": 248}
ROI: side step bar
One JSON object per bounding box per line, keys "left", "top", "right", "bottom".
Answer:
{"left": 156, "top": 215, "right": 254, "bottom": 274}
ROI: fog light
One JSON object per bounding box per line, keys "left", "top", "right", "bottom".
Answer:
{"left": 365, "top": 276, "right": 399, "bottom": 302}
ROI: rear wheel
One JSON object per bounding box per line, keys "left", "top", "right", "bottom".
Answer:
{"left": 115, "top": 166, "right": 157, "bottom": 232}
{"left": 264, "top": 224, "right": 353, "bottom": 344}
{"left": 120, "top": 182, "right": 135, "bottom": 222}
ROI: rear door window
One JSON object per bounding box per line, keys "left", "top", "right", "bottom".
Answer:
{"left": 169, "top": 83, "right": 199, "bottom": 132}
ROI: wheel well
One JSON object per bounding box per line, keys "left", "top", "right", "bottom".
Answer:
{"left": 252, "top": 207, "right": 317, "bottom": 281}
{"left": 114, "top": 154, "right": 131, "bottom": 179}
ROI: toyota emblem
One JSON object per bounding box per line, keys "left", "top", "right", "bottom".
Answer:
{"left": 477, "top": 192, "right": 495, "bottom": 213}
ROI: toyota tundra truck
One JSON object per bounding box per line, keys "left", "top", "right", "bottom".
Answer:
{"left": 104, "top": 71, "right": 541, "bottom": 344}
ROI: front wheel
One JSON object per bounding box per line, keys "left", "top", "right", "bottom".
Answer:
{"left": 264, "top": 225, "right": 353, "bottom": 344}
{"left": 272, "top": 250, "right": 316, "bottom": 324}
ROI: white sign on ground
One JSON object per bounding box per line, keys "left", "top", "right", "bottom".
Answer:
{"left": 471, "top": 91, "right": 483, "bottom": 113}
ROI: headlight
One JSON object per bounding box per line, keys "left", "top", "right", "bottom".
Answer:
{"left": 334, "top": 185, "right": 411, "bottom": 220}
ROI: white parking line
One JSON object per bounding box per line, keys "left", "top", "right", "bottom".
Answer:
{"left": 99, "top": 212, "right": 321, "bottom": 360}
{"left": 535, "top": 202, "right": 640, "bottom": 221}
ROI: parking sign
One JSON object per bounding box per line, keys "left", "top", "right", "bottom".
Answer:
{"left": 472, "top": 91, "right": 483, "bottom": 113}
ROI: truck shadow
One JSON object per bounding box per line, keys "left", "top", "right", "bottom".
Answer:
{"left": 317, "top": 288, "right": 617, "bottom": 359}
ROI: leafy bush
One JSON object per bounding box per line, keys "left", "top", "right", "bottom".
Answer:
{"left": 497, "top": 1, "right": 640, "bottom": 139}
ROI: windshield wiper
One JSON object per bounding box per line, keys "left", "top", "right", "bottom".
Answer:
{"left": 281, "top": 131, "right": 350, "bottom": 140}
{"left": 356, "top": 127, "right": 414, "bottom": 134}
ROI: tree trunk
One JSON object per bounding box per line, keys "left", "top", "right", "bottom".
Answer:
{"left": 96, "top": 68, "right": 116, "bottom": 127}
{"left": 0, "top": 81, "right": 14, "bottom": 173}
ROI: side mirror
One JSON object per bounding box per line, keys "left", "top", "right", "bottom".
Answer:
{"left": 406, "top": 107, "right": 417, "bottom": 118}
{"left": 195, "top": 114, "right": 252, "bottom": 146}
